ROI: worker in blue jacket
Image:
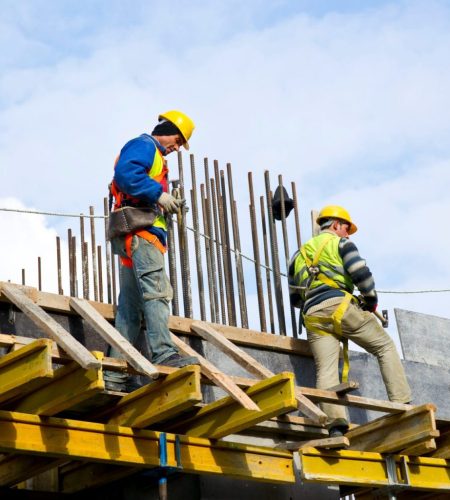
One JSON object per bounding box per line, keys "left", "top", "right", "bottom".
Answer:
{"left": 105, "top": 110, "right": 198, "bottom": 391}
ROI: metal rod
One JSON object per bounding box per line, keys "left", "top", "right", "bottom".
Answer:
{"left": 56, "top": 236, "right": 63, "bottom": 295}
{"left": 97, "top": 244, "right": 103, "bottom": 303}
{"left": 278, "top": 175, "right": 297, "bottom": 338}
{"left": 167, "top": 214, "right": 179, "bottom": 317}
{"left": 21, "top": 269, "right": 25, "bottom": 285}
{"left": 220, "top": 169, "right": 237, "bottom": 326}
{"left": 260, "top": 196, "right": 275, "bottom": 333}
{"left": 68, "top": 229, "right": 74, "bottom": 296}
{"left": 214, "top": 160, "right": 234, "bottom": 326}
{"left": 210, "top": 178, "right": 226, "bottom": 324}
{"left": 80, "top": 216, "right": 89, "bottom": 299}
{"left": 190, "top": 154, "right": 206, "bottom": 321}
{"left": 103, "top": 197, "right": 112, "bottom": 304}
{"left": 204, "top": 159, "right": 219, "bottom": 322}
{"left": 89, "top": 206, "right": 98, "bottom": 301}
{"left": 265, "top": 173, "right": 286, "bottom": 334}
{"left": 291, "top": 181, "right": 302, "bottom": 248}
{"left": 111, "top": 248, "right": 117, "bottom": 306}
{"left": 82, "top": 241, "right": 89, "bottom": 300}
{"left": 248, "top": 172, "right": 266, "bottom": 332}
{"left": 227, "top": 163, "right": 248, "bottom": 328}
{"left": 37, "top": 257, "right": 42, "bottom": 291}
{"left": 200, "top": 184, "right": 216, "bottom": 322}
{"left": 177, "top": 151, "right": 193, "bottom": 318}
{"left": 71, "top": 235, "right": 78, "bottom": 297}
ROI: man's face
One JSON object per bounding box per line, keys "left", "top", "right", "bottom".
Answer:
{"left": 334, "top": 220, "right": 351, "bottom": 238}
{"left": 158, "top": 134, "right": 185, "bottom": 155}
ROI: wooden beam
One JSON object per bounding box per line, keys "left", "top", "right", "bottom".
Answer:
{"left": 99, "top": 365, "right": 202, "bottom": 428}
{"left": 281, "top": 436, "right": 350, "bottom": 451}
{"left": 190, "top": 321, "right": 326, "bottom": 424}
{"left": 69, "top": 297, "right": 159, "bottom": 379}
{"left": 346, "top": 404, "right": 439, "bottom": 454}
{"left": 11, "top": 359, "right": 104, "bottom": 416}
{"left": 167, "top": 372, "right": 297, "bottom": 439}
{"left": 248, "top": 420, "right": 328, "bottom": 440}
{"left": 171, "top": 333, "right": 260, "bottom": 411}
{"left": 0, "top": 410, "right": 295, "bottom": 485}
{"left": 327, "top": 381, "right": 359, "bottom": 394}
{"left": 0, "top": 339, "right": 54, "bottom": 404}
{"left": 430, "top": 429, "right": 450, "bottom": 459}
{"left": 0, "top": 284, "right": 100, "bottom": 369}
{"left": 402, "top": 439, "right": 437, "bottom": 456}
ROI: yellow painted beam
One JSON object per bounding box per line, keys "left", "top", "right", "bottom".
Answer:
{"left": 168, "top": 372, "right": 297, "bottom": 439}
{"left": 299, "top": 448, "right": 450, "bottom": 491}
{"left": 103, "top": 365, "right": 202, "bottom": 428}
{"left": 0, "top": 339, "right": 53, "bottom": 404}
{"left": 11, "top": 360, "right": 104, "bottom": 416}
{"left": 0, "top": 410, "right": 294, "bottom": 484}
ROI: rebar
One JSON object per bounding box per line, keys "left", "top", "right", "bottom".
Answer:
{"left": 248, "top": 172, "right": 266, "bottom": 332}
{"left": 103, "top": 197, "right": 112, "bottom": 304}
{"left": 56, "top": 236, "right": 63, "bottom": 295}
{"left": 291, "top": 181, "right": 302, "bottom": 248}
{"left": 82, "top": 241, "right": 89, "bottom": 300}
{"left": 200, "top": 184, "right": 216, "bottom": 322}
{"left": 190, "top": 154, "right": 206, "bottom": 321}
{"left": 167, "top": 214, "right": 179, "bottom": 317}
{"left": 68, "top": 229, "right": 74, "bottom": 296}
{"left": 278, "top": 175, "right": 297, "bottom": 338}
{"left": 111, "top": 250, "right": 117, "bottom": 306}
{"left": 71, "top": 235, "right": 78, "bottom": 297}
{"left": 97, "top": 244, "right": 103, "bottom": 303}
{"left": 260, "top": 196, "right": 275, "bottom": 333}
{"left": 37, "top": 257, "right": 42, "bottom": 291}
{"left": 21, "top": 269, "right": 25, "bottom": 285}
{"left": 89, "top": 206, "right": 98, "bottom": 301}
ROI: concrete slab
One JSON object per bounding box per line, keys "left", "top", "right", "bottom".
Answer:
{"left": 395, "top": 308, "right": 450, "bottom": 369}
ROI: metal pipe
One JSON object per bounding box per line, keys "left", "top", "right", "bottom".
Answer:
{"left": 227, "top": 163, "right": 248, "bottom": 328}
{"left": 248, "top": 172, "right": 266, "bottom": 332}
{"left": 97, "top": 244, "right": 103, "bottom": 303}
{"left": 220, "top": 169, "right": 237, "bottom": 326}
{"left": 56, "top": 236, "right": 63, "bottom": 295}
{"left": 72, "top": 235, "right": 78, "bottom": 297}
{"left": 82, "top": 241, "right": 89, "bottom": 300}
{"left": 278, "top": 175, "right": 297, "bottom": 338}
{"left": 21, "top": 269, "right": 25, "bottom": 285}
{"left": 167, "top": 213, "right": 179, "bottom": 317}
{"left": 260, "top": 196, "right": 275, "bottom": 333}
{"left": 176, "top": 151, "right": 193, "bottom": 318}
{"left": 68, "top": 229, "right": 74, "bottom": 296}
{"left": 103, "top": 197, "right": 112, "bottom": 304}
{"left": 200, "top": 184, "right": 216, "bottom": 322}
{"left": 189, "top": 154, "right": 206, "bottom": 321}
{"left": 210, "top": 178, "right": 226, "bottom": 324}
{"left": 291, "top": 181, "right": 302, "bottom": 248}
{"left": 204, "top": 159, "right": 219, "bottom": 322}
{"left": 111, "top": 249, "right": 117, "bottom": 306}
{"left": 89, "top": 206, "right": 98, "bottom": 301}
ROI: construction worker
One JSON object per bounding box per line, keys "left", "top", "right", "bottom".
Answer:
{"left": 288, "top": 205, "right": 411, "bottom": 436}
{"left": 105, "top": 110, "right": 198, "bottom": 391}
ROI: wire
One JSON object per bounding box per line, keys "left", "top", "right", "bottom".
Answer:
{"left": 1, "top": 205, "right": 449, "bottom": 295}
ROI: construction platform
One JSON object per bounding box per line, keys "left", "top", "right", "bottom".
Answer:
{"left": 0, "top": 282, "right": 448, "bottom": 499}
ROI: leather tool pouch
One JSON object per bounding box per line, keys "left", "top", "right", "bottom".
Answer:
{"left": 107, "top": 206, "right": 159, "bottom": 240}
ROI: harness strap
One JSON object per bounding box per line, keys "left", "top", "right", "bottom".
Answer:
{"left": 120, "top": 231, "right": 167, "bottom": 268}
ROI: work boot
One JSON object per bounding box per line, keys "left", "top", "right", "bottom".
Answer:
{"left": 161, "top": 354, "right": 199, "bottom": 368}
{"left": 103, "top": 370, "right": 128, "bottom": 393}
{"left": 328, "top": 425, "right": 349, "bottom": 438}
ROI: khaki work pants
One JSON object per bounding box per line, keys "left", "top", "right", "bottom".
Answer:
{"left": 306, "top": 299, "right": 412, "bottom": 428}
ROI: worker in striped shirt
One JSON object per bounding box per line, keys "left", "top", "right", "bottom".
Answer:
{"left": 288, "top": 205, "right": 411, "bottom": 437}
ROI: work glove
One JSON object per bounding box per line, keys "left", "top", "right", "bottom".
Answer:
{"left": 158, "top": 192, "right": 180, "bottom": 214}
{"left": 360, "top": 294, "right": 378, "bottom": 313}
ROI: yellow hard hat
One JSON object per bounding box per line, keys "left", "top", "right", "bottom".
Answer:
{"left": 316, "top": 205, "right": 358, "bottom": 235}
{"left": 158, "top": 110, "right": 195, "bottom": 150}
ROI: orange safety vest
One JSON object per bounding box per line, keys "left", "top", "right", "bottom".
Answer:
{"left": 111, "top": 142, "right": 168, "bottom": 267}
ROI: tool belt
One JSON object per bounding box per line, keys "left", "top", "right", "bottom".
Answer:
{"left": 107, "top": 206, "right": 159, "bottom": 241}
{"left": 304, "top": 292, "right": 357, "bottom": 383}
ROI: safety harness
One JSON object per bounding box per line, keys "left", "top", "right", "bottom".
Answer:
{"left": 300, "top": 235, "right": 357, "bottom": 382}
{"left": 109, "top": 149, "right": 168, "bottom": 268}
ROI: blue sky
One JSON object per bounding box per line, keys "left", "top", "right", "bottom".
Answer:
{"left": 1, "top": 0, "right": 450, "bottom": 345}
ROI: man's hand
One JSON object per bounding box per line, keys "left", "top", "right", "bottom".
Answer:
{"left": 360, "top": 295, "right": 378, "bottom": 313}
{"left": 158, "top": 192, "right": 180, "bottom": 214}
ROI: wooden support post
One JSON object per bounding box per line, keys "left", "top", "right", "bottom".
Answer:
{"left": 190, "top": 321, "right": 327, "bottom": 424}
{"left": 0, "top": 284, "right": 100, "bottom": 370}
{"left": 167, "top": 372, "right": 297, "bottom": 439}
{"left": 69, "top": 297, "right": 159, "bottom": 379}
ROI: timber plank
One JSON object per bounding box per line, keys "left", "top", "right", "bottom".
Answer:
{"left": 0, "top": 339, "right": 54, "bottom": 404}
{"left": 100, "top": 365, "right": 202, "bottom": 428}
{"left": 0, "top": 284, "right": 100, "bottom": 369}
{"left": 190, "top": 321, "right": 326, "bottom": 423}
{"left": 281, "top": 436, "right": 349, "bottom": 451}
{"left": 167, "top": 372, "right": 298, "bottom": 439}
{"left": 69, "top": 297, "right": 159, "bottom": 379}
{"left": 171, "top": 333, "right": 260, "bottom": 411}
{"left": 430, "top": 428, "right": 450, "bottom": 458}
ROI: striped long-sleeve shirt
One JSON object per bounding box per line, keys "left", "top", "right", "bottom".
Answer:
{"left": 289, "top": 234, "right": 378, "bottom": 313}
